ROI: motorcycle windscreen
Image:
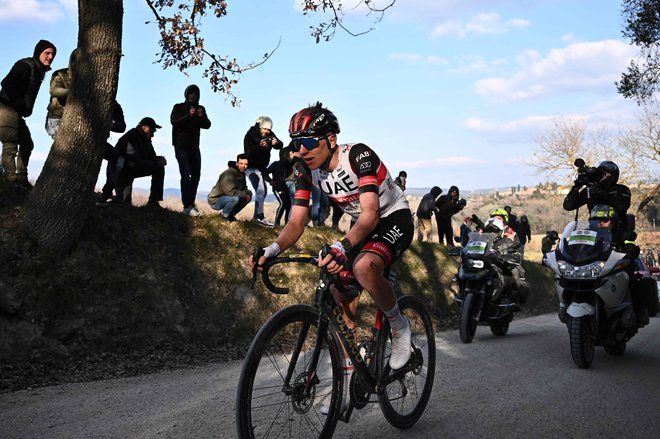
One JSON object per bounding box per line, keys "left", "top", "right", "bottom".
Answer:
{"left": 464, "top": 232, "right": 499, "bottom": 256}
{"left": 558, "top": 220, "right": 613, "bottom": 264}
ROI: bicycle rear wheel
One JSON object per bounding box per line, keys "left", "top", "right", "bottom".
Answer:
{"left": 376, "top": 295, "right": 436, "bottom": 429}
{"left": 236, "top": 304, "right": 343, "bottom": 439}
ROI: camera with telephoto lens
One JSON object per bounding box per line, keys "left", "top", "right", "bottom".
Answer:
{"left": 573, "top": 158, "right": 601, "bottom": 186}
{"left": 260, "top": 136, "right": 273, "bottom": 146}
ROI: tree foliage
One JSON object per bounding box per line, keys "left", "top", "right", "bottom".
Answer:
{"left": 617, "top": 0, "right": 660, "bottom": 103}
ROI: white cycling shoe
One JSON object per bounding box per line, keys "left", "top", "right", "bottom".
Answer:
{"left": 319, "top": 393, "right": 350, "bottom": 415}
{"left": 389, "top": 317, "right": 412, "bottom": 370}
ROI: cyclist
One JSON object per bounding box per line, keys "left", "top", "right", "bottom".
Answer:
{"left": 249, "top": 102, "right": 414, "bottom": 408}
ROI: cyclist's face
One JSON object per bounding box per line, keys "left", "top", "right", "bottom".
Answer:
{"left": 298, "top": 135, "right": 333, "bottom": 170}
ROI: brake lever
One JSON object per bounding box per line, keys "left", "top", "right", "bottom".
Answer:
{"left": 250, "top": 246, "right": 266, "bottom": 289}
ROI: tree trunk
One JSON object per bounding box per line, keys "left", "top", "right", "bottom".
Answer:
{"left": 25, "top": 0, "right": 123, "bottom": 253}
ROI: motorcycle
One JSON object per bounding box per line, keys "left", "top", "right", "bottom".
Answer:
{"left": 452, "top": 230, "right": 523, "bottom": 343}
{"left": 544, "top": 219, "right": 649, "bottom": 368}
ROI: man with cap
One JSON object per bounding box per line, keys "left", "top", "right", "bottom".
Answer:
{"left": 243, "top": 115, "right": 283, "bottom": 226}
{"left": 0, "top": 39, "right": 56, "bottom": 188}
{"left": 114, "top": 117, "right": 167, "bottom": 205}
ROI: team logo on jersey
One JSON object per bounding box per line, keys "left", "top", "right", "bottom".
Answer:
{"left": 356, "top": 151, "right": 370, "bottom": 161}
{"left": 360, "top": 162, "right": 371, "bottom": 170}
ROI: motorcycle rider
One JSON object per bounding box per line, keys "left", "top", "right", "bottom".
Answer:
{"left": 563, "top": 160, "right": 633, "bottom": 248}
{"left": 483, "top": 208, "right": 528, "bottom": 304}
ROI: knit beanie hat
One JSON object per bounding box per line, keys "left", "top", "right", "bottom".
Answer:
{"left": 33, "top": 39, "right": 57, "bottom": 59}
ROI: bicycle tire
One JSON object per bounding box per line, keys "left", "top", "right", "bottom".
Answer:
{"left": 236, "top": 304, "right": 343, "bottom": 439}
{"left": 375, "top": 295, "right": 436, "bottom": 429}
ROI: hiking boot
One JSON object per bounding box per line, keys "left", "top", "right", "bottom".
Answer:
{"left": 389, "top": 317, "right": 412, "bottom": 370}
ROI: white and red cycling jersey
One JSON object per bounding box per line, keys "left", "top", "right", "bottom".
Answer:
{"left": 292, "top": 143, "right": 409, "bottom": 220}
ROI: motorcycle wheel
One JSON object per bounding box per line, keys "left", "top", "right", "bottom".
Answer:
{"left": 489, "top": 320, "right": 509, "bottom": 336}
{"left": 459, "top": 293, "right": 479, "bottom": 344}
{"left": 568, "top": 315, "right": 595, "bottom": 369}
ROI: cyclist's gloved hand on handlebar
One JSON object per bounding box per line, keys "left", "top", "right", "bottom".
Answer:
{"left": 319, "top": 241, "right": 347, "bottom": 274}
{"left": 249, "top": 243, "right": 280, "bottom": 271}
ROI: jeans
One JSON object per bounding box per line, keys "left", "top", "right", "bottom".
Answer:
{"left": 211, "top": 195, "right": 248, "bottom": 217}
{"left": 311, "top": 186, "right": 326, "bottom": 224}
{"left": 174, "top": 146, "right": 201, "bottom": 209}
{"left": 246, "top": 168, "right": 267, "bottom": 219}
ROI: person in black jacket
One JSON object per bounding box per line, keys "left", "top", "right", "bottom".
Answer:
{"left": 170, "top": 84, "right": 211, "bottom": 216}
{"left": 97, "top": 101, "right": 127, "bottom": 204}
{"left": 243, "top": 116, "right": 283, "bottom": 226}
{"left": 115, "top": 117, "right": 167, "bottom": 205}
{"left": 459, "top": 216, "right": 474, "bottom": 247}
{"left": 517, "top": 215, "right": 532, "bottom": 256}
{"left": 416, "top": 186, "right": 442, "bottom": 242}
{"left": 504, "top": 206, "right": 518, "bottom": 233}
{"left": 0, "top": 39, "right": 56, "bottom": 188}
{"left": 264, "top": 153, "right": 292, "bottom": 226}
{"left": 435, "top": 185, "right": 465, "bottom": 246}
{"left": 563, "top": 160, "right": 633, "bottom": 247}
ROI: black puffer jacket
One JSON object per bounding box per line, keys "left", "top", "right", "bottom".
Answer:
{"left": 416, "top": 186, "right": 442, "bottom": 219}
{"left": 170, "top": 84, "right": 211, "bottom": 148}
{"left": 243, "top": 123, "right": 283, "bottom": 172}
{"left": 436, "top": 185, "right": 461, "bottom": 220}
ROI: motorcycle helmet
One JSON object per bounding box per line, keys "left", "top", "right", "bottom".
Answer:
{"left": 589, "top": 204, "right": 616, "bottom": 221}
{"left": 489, "top": 207, "right": 509, "bottom": 224}
{"left": 289, "top": 102, "right": 340, "bottom": 139}
{"left": 596, "top": 160, "right": 619, "bottom": 188}
{"left": 484, "top": 217, "right": 505, "bottom": 234}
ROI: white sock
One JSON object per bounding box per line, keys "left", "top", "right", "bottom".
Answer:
{"left": 384, "top": 304, "right": 407, "bottom": 335}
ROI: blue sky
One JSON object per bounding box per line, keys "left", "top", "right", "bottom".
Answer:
{"left": 0, "top": 0, "right": 643, "bottom": 192}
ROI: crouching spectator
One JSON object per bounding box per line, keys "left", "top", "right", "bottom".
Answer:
{"left": 115, "top": 117, "right": 166, "bottom": 205}
{"left": 208, "top": 153, "right": 252, "bottom": 221}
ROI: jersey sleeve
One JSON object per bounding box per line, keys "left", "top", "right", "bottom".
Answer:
{"left": 292, "top": 160, "right": 313, "bottom": 207}
{"left": 348, "top": 143, "right": 381, "bottom": 194}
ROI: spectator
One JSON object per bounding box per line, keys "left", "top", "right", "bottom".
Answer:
{"left": 459, "top": 216, "right": 474, "bottom": 247}
{"left": 97, "top": 101, "right": 127, "bottom": 204}
{"left": 394, "top": 171, "right": 407, "bottom": 191}
{"left": 517, "top": 215, "right": 532, "bottom": 256}
{"left": 114, "top": 117, "right": 167, "bottom": 205}
{"left": 265, "top": 153, "right": 292, "bottom": 226}
{"left": 170, "top": 84, "right": 211, "bottom": 216}
{"left": 435, "top": 185, "right": 465, "bottom": 247}
{"left": 416, "top": 186, "right": 442, "bottom": 242}
{"left": 45, "top": 48, "right": 76, "bottom": 139}
{"left": 541, "top": 230, "right": 559, "bottom": 255}
{"left": 0, "top": 39, "right": 57, "bottom": 189}
{"left": 281, "top": 144, "right": 300, "bottom": 222}
{"left": 504, "top": 206, "right": 519, "bottom": 233}
{"left": 311, "top": 186, "right": 328, "bottom": 227}
{"left": 243, "top": 115, "right": 283, "bottom": 227}
{"left": 207, "top": 153, "right": 252, "bottom": 221}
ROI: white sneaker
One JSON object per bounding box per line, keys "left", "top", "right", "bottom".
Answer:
{"left": 183, "top": 206, "right": 202, "bottom": 216}
{"left": 253, "top": 217, "right": 274, "bottom": 227}
{"left": 389, "top": 317, "right": 412, "bottom": 370}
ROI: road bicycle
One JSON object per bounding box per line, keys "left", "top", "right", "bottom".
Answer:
{"left": 236, "top": 246, "right": 436, "bottom": 438}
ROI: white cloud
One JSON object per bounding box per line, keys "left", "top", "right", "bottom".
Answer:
{"left": 446, "top": 57, "right": 507, "bottom": 75}
{"left": 0, "top": 0, "right": 66, "bottom": 22}
{"left": 473, "top": 40, "right": 638, "bottom": 100}
{"left": 431, "top": 12, "right": 530, "bottom": 38}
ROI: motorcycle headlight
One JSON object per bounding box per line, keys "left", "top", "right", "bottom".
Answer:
{"left": 557, "top": 260, "right": 605, "bottom": 279}
{"left": 466, "top": 259, "right": 484, "bottom": 269}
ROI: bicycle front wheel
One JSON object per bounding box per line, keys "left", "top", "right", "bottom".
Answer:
{"left": 376, "top": 295, "right": 436, "bottom": 429}
{"left": 236, "top": 304, "right": 343, "bottom": 439}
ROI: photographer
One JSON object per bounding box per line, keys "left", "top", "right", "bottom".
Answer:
{"left": 243, "top": 116, "right": 284, "bottom": 226}
{"left": 170, "top": 84, "right": 211, "bottom": 216}
{"left": 563, "top": 160, "right": 632, "bottom": 245}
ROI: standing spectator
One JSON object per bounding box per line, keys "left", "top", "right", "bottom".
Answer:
{"left": 504, "top": 206, "right": 518, "bottom": 233}
{"left": 281, "top": 144, "right": 300, "bottom": 222}
{"left": 0, "top": 39, "right": 56, "bottom": 188}
{"left": 416, "top": 186, "right": 442, "bottom": 242}
{"left": 170, "top": 84, "right": 211, "bottom": 216}
{"left": 394, "top": 171, "right": 407, "bottom": 191}
{"left": 207, "top": 153, "right": 252, "bottom": 221}
{"left": 115, "top": 117, "right": 167, "bottom": 205}
{"left": 459, "top": 216, "right": 474, "bottom": 247}
{"left": 45, "top": 49, "right": 76, "bottom": 139}
{"left": 244, "top": 116, "right": 283, "bottom": 226}
{"left": 97, "top": 100, "right": 127, "bottom": 204}
{"left": 435, "top": 186, "right": 465, "bottom": 247}
{"left": 517, "top": 215, "right": 532, "bottom": 256}
{"left": 265, "top": 153, "right": 292, "bottom": 226}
